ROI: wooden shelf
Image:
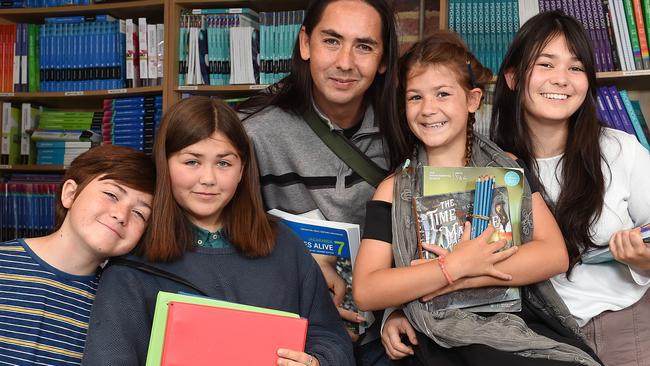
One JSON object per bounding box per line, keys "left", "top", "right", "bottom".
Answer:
{"left": 0, "top": 0, "right": 164, "bottom": 23}
{"left": 0, "top": 86, "right": 163, "bottom": 109}
{"left": 0, "top": 164, "right": 66, "bottom": 173}
{"left": 172, "top": 0, "right": 305, "bottom": 12}
{"left": 596, "top": 70, "right": 650, "bottom": 90}
{"left": 176, "top": 84, "right": 269, "bottom": 98}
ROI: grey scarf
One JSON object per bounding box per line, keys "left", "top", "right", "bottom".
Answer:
{"left": 391, "top": 134, "right": 600, "bottom": 365}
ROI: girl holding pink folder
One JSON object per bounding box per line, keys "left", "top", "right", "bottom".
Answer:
{"left": 82, "top": 97, "right": 354, "bottom": 366}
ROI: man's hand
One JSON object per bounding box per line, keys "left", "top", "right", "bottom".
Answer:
{"left": 313, "top": 254, "right": 364, "bottom": 342}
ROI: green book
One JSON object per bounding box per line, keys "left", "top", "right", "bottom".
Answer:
{"left": 145, "top": 291, "right": 299, "bottom": 366}
{"left": 623, "top": 0, "right": 644, "bottom": 69}
{"left": 1, "top": 103, "right": 21, "bottom": 165}
{"left": 416, "top": 166, "right": 525, "bottom": 313}
{"left": 27, "top": 24, "right": 39, "bottom": 92}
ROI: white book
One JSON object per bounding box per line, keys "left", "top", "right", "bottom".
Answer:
{"left": 156, "top": 23, "right": 164, "bottom": 82}
{"left": 2, "top": 102, "right": 13, "bottom": 158}
{"left": 20, "top": 103, "right": 41, "bottom": 163}
{"left": 518, "top": 0, "right": 539, "bottom": 27}
{"left": 613, "top": 0, "right": 635, "bottom": 71}
{"left": 138, "top": 17, "right": 149, "bottom": 85}
{"left": 147, "top": 24, "right": 158, "bottom": 86}
{"left": 229, "top": 26, "right": 256, "bottom": 84}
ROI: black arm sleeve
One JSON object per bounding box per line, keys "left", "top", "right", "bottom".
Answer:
{"left": 362, "top": 200, "right": 393, "bottom": 243}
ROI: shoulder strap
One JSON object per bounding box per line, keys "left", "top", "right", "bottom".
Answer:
{"left": 303, "top": 107, "right": 388, "bottom": 187}
{"left": 106, "top": 257, "right": 208, "bottom": 297}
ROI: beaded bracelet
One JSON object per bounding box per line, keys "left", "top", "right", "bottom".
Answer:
{"left": 437, "top": 255, "right": 454, "bottom": 285}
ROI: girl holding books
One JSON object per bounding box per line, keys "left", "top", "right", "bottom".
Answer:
{"left": 82, "top": 97, "right": 354, "bottom": 366}
{"left": 490, "top": 11, "right": 650, "bottom": 366}
{"left": 352, "top": 30, "right": 601, "bottom": 365}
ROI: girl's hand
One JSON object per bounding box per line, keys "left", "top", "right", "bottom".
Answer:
{"left": 381, "top": 310, "right": 418, "bottom": 360}
{"left": 609, "top": 228, "right": 650, "bottom": 271}
{"left": 430, "top": 222, "right": 517, "bottom": 281}
{"left": 277, "top": 349, "right": 319, "bottom": 366}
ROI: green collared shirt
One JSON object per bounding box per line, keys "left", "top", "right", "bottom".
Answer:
{"left": 193, "top": 226, "right": 230, "bottom": 249}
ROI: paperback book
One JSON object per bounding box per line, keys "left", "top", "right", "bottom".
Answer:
{"left": 414, "top": 166, "right": 525, "bottom": 313}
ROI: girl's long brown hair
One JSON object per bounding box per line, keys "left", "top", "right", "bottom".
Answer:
{"left": 140, "top": 97, "right": 276, "bottom": 261}
{"left": 393, "top": 30, "right": 492, "bottom": 166}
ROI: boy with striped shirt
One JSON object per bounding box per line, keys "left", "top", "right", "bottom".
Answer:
{"left": 0, "top": 145, "right": 154, "bottom": 365}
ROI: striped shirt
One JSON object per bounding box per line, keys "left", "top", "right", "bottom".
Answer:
{"left": 0, "top": 239, "right": 98, "bottom": 365}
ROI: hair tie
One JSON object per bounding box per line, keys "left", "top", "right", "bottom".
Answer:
{"left": 466, "top": 60, "right": 476, "bottom": 89}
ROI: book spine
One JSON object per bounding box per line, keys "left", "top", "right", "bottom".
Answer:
{"left": 632, "top": 0, "right": 650, "bottom": 68}
{"left": 614, "top": 0, "right": 635, "bottom": 70}
{"left": 622, "top": 0, "right": 644, "bottom": 68}
{"left": 619, "top": 90, "right": 650, "bottom": 150}
{"left": 609, "top": 85, "right": 637, "bottom": 134}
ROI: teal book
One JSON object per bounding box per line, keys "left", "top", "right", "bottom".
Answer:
{"left": 630, "top": 99, "right": 650, "bottom": 149}
{"left": 619, "top": 90, "right": 650, "bottom": 151}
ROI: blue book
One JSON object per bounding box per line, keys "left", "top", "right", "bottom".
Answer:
{"left": 44, "top": 14, "right": 116, "bottom": 24}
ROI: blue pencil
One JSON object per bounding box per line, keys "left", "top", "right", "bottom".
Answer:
{"left": 482, "top": 177, "right": 494, "bottom": 233}
{"left": 471, "top": 177, "right": 481, "bottom": 239}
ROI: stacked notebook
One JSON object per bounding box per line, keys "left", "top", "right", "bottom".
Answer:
{"left": 146, "top": 291, "right": 308, "bottom": 366}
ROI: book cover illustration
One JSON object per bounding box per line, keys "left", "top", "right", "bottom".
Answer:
{"left": 414, "top": 166, "right": 525, "bottom": 313}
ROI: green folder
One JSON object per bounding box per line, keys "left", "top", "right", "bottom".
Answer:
{"left": 145, "top": 291, "right": 300, "bottom": 366}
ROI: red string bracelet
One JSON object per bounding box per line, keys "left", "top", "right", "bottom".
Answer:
{"left": 437, "top": 255, "right": 454, "bottom": 285}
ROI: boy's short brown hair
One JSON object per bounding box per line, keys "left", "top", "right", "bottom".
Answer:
{"left": 54, "top": 145, "right": 155, "bottom": 230}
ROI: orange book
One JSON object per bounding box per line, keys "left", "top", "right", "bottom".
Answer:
{"left": 160, "top": 301, "right": 308, "bottom": 366}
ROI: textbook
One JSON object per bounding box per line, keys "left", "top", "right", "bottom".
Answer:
{"left": 146, "top": 291, "right": 306, "bottom": 366}
{"left": 267, "top": 208, "right": 360, "bottom": 262}
{"left": 414, "top": 166, "right": 525, "bottom": 312}
{"left": 266, "top": 208, "right": 370, "bottom": 333}
{"left": 583, "top": 223, "right": 650, "bottom": 263}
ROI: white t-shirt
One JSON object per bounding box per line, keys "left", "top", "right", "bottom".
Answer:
{"left": 539, "top": 128, "right": 650, "bottom": 326}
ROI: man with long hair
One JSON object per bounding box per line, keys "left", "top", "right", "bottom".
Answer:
{"left": 239, "top": 1, "right": 402, "bottom": 364}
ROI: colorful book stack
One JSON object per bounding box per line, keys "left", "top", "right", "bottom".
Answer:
{"left": 101, "top": 95, "right": 162, "bottom": 154}
{"left": 450, "top": 0, "right": 650, "bottom": 73}
{"left": 32, "top": 108, "right": 101, "bottom": 165}
{"left": 470, "top": 176, "right": 495, "bottom": 239}
{"left": 0, "top": 16, "right": 163, "bottom": 92}
{"left": 536, "top": 0, "right": 644, "bottom": 72}
{"left": 596, "top": 85, "right": 650, "bottom": 151}
{"left": 146, "top": 292, "right": 308, "bottom": 366}
{"left": 0, "top": 175, "right": 60, "bottom": 241}
{"left": 178, "top": 8, "right": 260, "bottom": 86}
{"left": 1, "top": 0, "right": 92, "bottom": 8}
{"left": 259, "top": 10, "right": 305, "bottom": 85}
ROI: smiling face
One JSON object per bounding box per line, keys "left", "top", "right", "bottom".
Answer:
{"left": 517, "top": 35, "right": 588, "bottom": 129}
{"left": 299, "top": 0, "right": 386, "bottom": 116}
{"left": 168, "top": 131, "right": 243, "bottom": 232}
{"left": 405, "top": 64, "right": 482, "bottom": 164}
{"left": 62, "top": 175, "right": 152, "bottom": 259}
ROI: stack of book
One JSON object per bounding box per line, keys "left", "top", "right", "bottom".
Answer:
{"left": 0, "top": 174, "right": 60, "bottom": 241}
{"left": 450, "top": 0, "right": 650, "bottom": 73}
{"left": 259, "top": 10, "right": 305, "bottom": 85}
{"left": 101, "top": 95, "right": 162, "bottom": 154}
{"left": 178, "top": 8, "right": 260, "bottom": 86}
{"left": 146, "top": 291, "right": 308, "bottom": 365}
{"left": 1, "top": 0, "right": 92, "bottom": 8}
{"left": 597, "top": 84, "right": 650, "bottom": 151}
{"left": 32, "top": 109, "right": 101, "bottom": 165}
{"left": 0, "top": 15, "right": 163, "bottom": 93}
{"left": 414, "top": 166, "right": 525, "bottom": 312}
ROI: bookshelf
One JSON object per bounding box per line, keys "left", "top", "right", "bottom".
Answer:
{"left": 438, "top": 0, "right": 650, "bottom": 129}
{"left": 164, "top": 0, "right": 305, "bottom": 107}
